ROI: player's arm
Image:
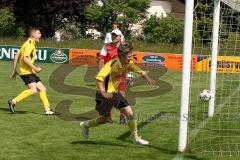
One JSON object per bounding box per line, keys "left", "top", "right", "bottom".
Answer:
{"left": 97, "top": 80, "right": 113, "bottom": 99}
{"left": 139, "top": 70, "right": 156, "bottom": 86}
{"left": 22, "top": 56, "right": 41, "bottom": 73}
{"left": 11, "top": 52, "right": 20, "bottom": 80}
{"left": 98, "top": 59, "right": 104, "bottom": 71}
{"left": 96, "top": 62, "right": 113, "bottom": 99}
{"left": 98, "top": 45, "right": 107, "bottom": 70}
{"left": 129, "top": 61, "right": 156, "bottom": 86}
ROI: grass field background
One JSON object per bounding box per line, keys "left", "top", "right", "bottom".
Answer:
{"left": 1, "top": 59, "right": 240, "bottom": 160}
{"left": 1, "top": 34, "right": 240, "bottom": 160}
{"left": 0, "top": 61, "right": 182, "bottom": 160}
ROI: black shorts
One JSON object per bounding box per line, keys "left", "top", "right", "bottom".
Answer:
{"left": 20, "top": 74, "right": 41, "bottom": 85}
{"left": 95, "top": 92, "right": 129, "bottom": 116}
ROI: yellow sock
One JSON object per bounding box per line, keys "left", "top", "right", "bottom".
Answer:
{"left": 13, "top": 89, "right": 34, "bottom": 104}
{"left": 85, "top": 116, "right": 109, "bottom": 128}
{"left": 85, "top": 119, "right": 99, "bottom": 128}
{"left": 39, "top": 91, "right": 50, "bottom": 112}
{"left": 127, "top": 119, "right": 138, "bottom": 138}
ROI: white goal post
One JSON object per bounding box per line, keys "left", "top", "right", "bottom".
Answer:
{"left": 178, "top": 0, "right": 194, "bottom": 152}
{"left": 178, "top": 0, "right": 240, "bottom": 153}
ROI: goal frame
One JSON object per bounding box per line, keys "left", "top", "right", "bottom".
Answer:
{"left": 178, "top": 0, "right": 221, "bottom": 152}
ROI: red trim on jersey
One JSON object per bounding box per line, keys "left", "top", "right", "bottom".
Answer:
{"left": 101, "top": 44, "right": 118, "bottom": 64}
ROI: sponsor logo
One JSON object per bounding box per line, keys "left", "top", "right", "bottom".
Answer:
{"left": 142, "top": 55, "right": 165, "bottom": 63}
{"left": 36, "top": 49, "right": 47, "bottom": 61}
{"left": 0, "top": 47, "right": 19, "bottom": 60}
{"left": 197, "top": 55, "right": 211, "bottom": 62}
{"left": 140, "top": 63, "right": 165, "bottom": 68}
{"left": 0, "top": 46, "right": 48, "bottom": 61}
{"left": 50, "top": 49, "right": 68, "bottom": 63}
{"left": 209, "top": 60, "right": 240, "bottom": 69}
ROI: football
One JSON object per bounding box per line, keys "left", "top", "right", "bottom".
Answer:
{"left": 127, "top": 72, "right": 134, "bottom": 86}
{"left": 199, "top": 89, "right": 212, "bottom": 102}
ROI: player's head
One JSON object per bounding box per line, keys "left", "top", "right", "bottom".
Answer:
{"left": 27, "top": 27, "right": 42, "bottom": 42}
{"left": 112, "top": 23, "right": 120, "bottom": 30}
{"left": 118, "top": 42, "right": 134, "bottom": 64}
{"left": 111, "top": 29, "right": 121, "bottom": 44}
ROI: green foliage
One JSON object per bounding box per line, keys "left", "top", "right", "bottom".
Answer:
{"left": 0, "top": 8, "right": 25, "bottom": 36}
{"left": 0, "top": 9, "right": 15, "bottom": 33}
{"left": 194, "top": 0, "right": 238, "bottom": 44}
{"left": 0, "top": 0, "right": 92, "bottom": 37}
{"left": 143, "top": 15, "right": 184, "bottom": 43}
{"left": 15, "top": 27, "right": 26, "bottom": 37}
{"left": 85, "top": 0, "right": 150, "bottom": 36}
{"left": 194, "top": 16, "right": 213, "bottom": 44}
{"left": 57, "top": 21, "right": 83, "bottom": 40}
{"left": 194, "top": 0, "right": 214, "bottom": 18}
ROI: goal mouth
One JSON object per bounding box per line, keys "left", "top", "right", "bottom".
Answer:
{"left": 179, "top": 0, "right": 240, "bottom": 157}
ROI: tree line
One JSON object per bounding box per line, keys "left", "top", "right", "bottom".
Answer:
{"left": 0, "top": 0, "right": 239, "bottom": 44}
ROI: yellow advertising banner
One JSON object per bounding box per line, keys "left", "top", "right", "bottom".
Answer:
{"left": 197, "top": 55, "right": 240, "bottom": 73}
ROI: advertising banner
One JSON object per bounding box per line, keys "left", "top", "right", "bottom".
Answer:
{"left": 69, "top": 49, "right": 99, "bottom": 66}
{"left": 69, "top": 49, "right": 198, "bottom": 70}
{"left": 196, "top": 55, "right": 240, "bottom": 73}
{"left": 134, "top": 52, "right": 197, "bottom": 71}
{"left": 3, "top": 45, "right": 240, "bottom": 73}
{"left": 0, "top": 45, "right": 69, "bottom": 64}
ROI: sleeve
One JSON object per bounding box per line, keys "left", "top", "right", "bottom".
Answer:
{"left": 96, "top": 61, "right": 111, "bottom": 82}
{"left": 104, "top": 33, "right": 112, "bottom": 44}
{"left": 128, "top": 60, "right": 142, "bottom": 74}
{"left": 99, "top": 45, "right": 107, "bottom": 60}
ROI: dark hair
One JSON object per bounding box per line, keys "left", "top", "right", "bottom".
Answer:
{"left": 118, "top": 42, "right": 133, "bottom": 57}
{"left": 96, "top": 52, "right": 100, "bottom": 57}
{"left": 27, "top": 27, "right": 40, "bottom": 37}
{"left": 111, "top": 32, "right": 118, "bottom": 37}
{"left": 112, "top": 23, "right": 120, "bottom": 29}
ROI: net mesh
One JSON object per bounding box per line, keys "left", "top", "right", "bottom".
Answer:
{"left": 189, "top": 0, "right": 240, "bottom": 157}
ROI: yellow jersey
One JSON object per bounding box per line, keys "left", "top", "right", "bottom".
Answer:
{"left": 19, "top": 38, "right": 37, "bottom": 75}
{"left": 96, "top": 58, "right": 142, "bottom": 93}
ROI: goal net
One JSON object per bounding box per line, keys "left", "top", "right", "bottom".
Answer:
{"left": 188, "top": 0, "right": 240, "bottom": 157}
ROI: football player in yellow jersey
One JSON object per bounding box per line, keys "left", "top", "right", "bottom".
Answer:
{"left": 8, "top": 27, "right": 55, "bottom": 115}
{"left": 80, "top": 42, "right": 156, "bottom": 145}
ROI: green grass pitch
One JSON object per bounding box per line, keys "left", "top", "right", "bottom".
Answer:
{"left": 0, "top": 61, "right": 239, "bottom": 160}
